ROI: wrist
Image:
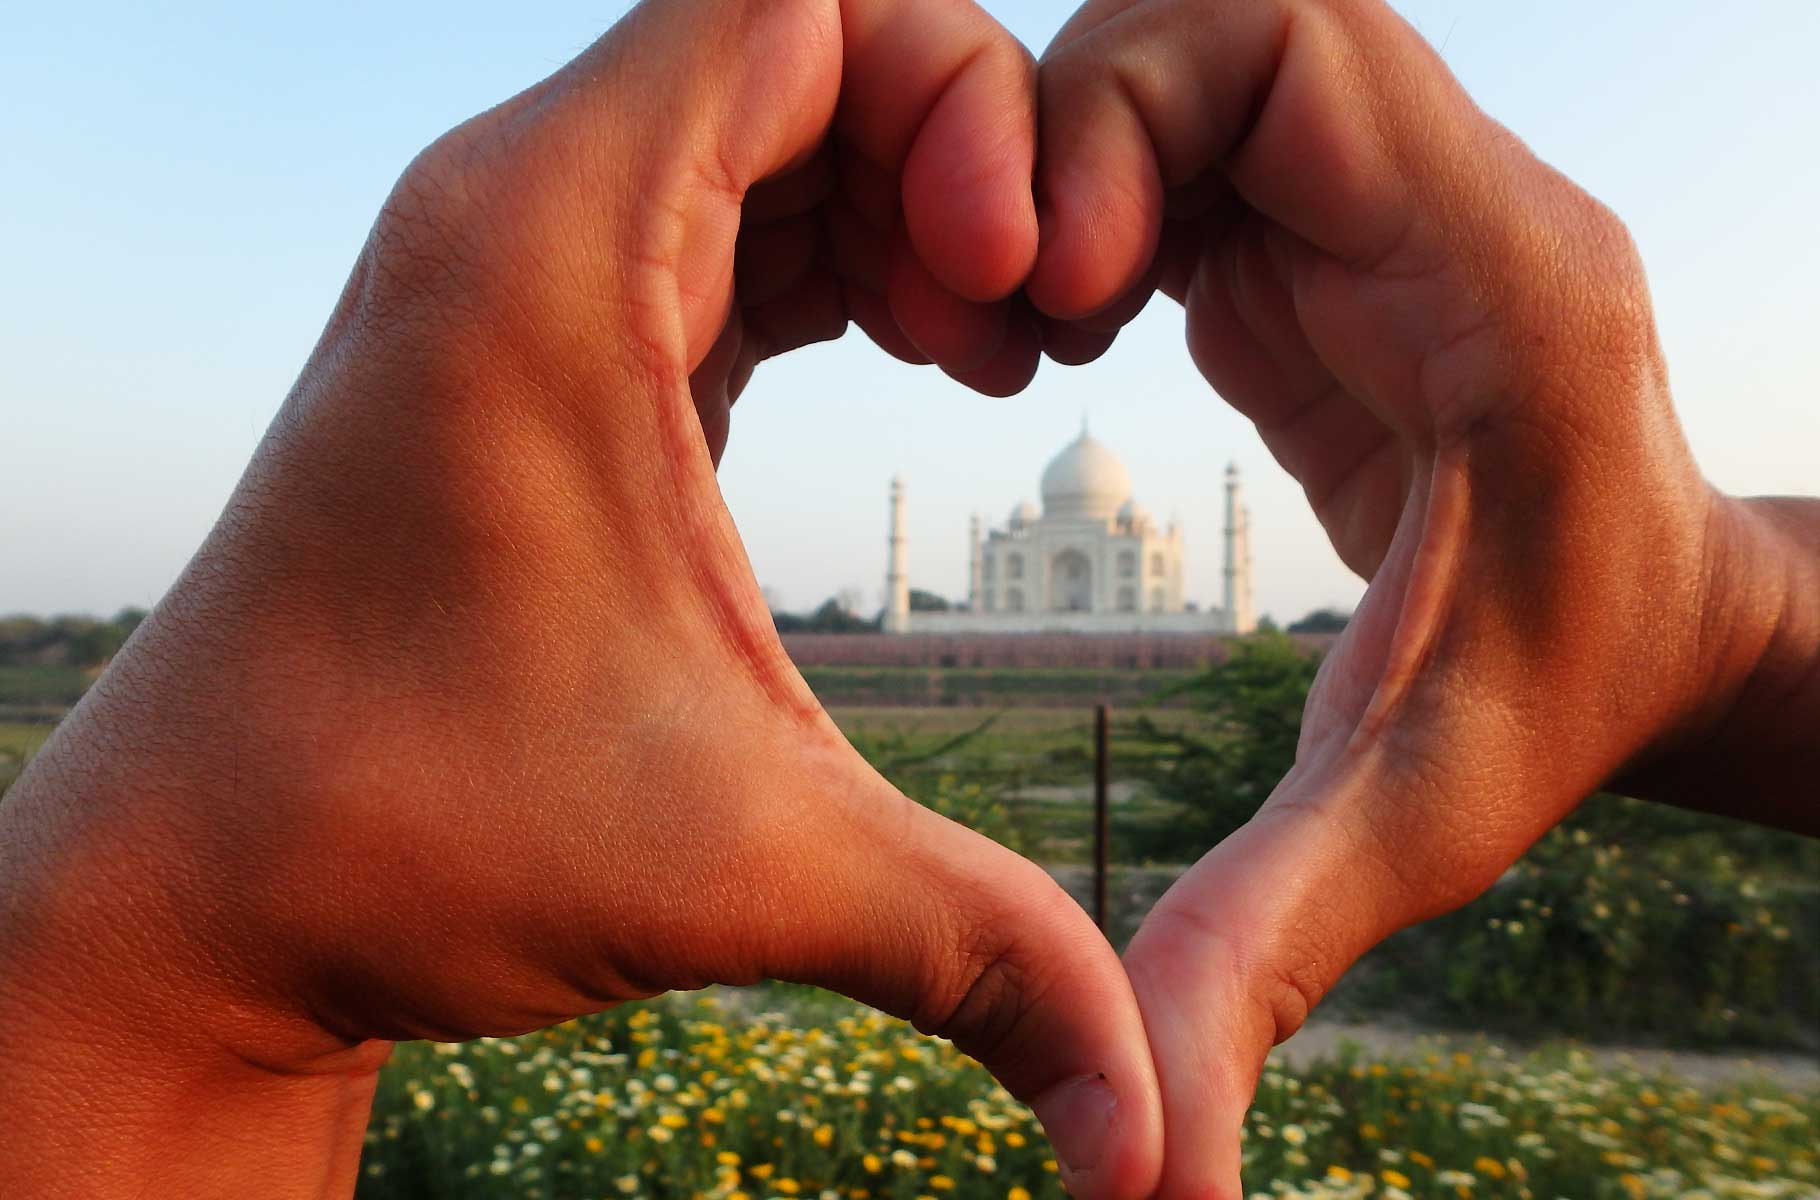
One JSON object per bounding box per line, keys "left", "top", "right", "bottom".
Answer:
{"left": 1616, "top": 490, "right": 1820, "bottom": 830}
{"left": 0, "top": 695, "right": 388, "bottom": 1196}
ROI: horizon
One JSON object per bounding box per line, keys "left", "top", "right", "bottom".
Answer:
{"left": 4, "top": 0, "right": 1816, "bottom": 625}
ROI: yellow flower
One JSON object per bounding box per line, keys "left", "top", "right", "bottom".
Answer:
{"left": 1382, "top": 1170, "right": 1411, "bottom": 1189}
{"left": 1009, "top": 1189, "right": 1032, "bottom": 1200}
{"left": 659, "top": 1112, "right": 690, "bottom": 1129}
{"left": 648, "top": 1125, "right": 674, "bottom": 1143}
{"left": 751, "top": 1164, "right": 776, "bottom": 1180}
{"left": 1473, "top": 1157, "right": 1506, "bottom": 1180}
{"left": 1004, "top": 1133, "right": 1026, "bottom": 1149}
{"left": 863, "top": 1155, "right": 883, "bottom": 1174}
{"left": 1619, "top": 1174, "right": 1647, "bottom": 1200}
{"left": 930, "top": 1176, "right": 955, "bottom": 1191}
{"left": 717, "top": 1152, "right": 742, "bottom": 1167}
{"left": 776, "top": 1179, "right": 802, "bottom": 1195}
{"left": 813, "top": 1125, "right": 835, "bottom": 1147}
{"left": 1409, "top": 1151, "right": 1435, "bottom": 1169}
{"left": 585, "top": 1137, "right": 605, "bottom": 1154}
{"left": 1326, "top": 1166, "right": 1353, "bottom": 1183}
{"left": 705, "top": 1108, "right": 727, "bottom": 1124}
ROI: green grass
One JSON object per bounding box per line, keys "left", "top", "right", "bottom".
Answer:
{"left": 0, "top": 721, "right": 54, "bottom": 758}
{"left": 804, "top": 667, "right": 1197, "bottom": 709}
{"left": 830, "top": 705, "right": 1197, "bottom": 863}
{"left": 0, "top": 663, "right": 90, "bottom": 708}
{"left": 0, "top": 720, "right": 56, "bottom": 794}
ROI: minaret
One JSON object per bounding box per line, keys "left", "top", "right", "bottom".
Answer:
{"left": 1223, "top": 463, "right": 1255, "bottom": 634}
{"left": 967, "top": 513, "right": 983, "bottom": 611}
{"left": 885, "top": 477, "right": 910, "bottom": 633}
{"left": 1240, "top": 503, "right": 1256, "bottom": 633}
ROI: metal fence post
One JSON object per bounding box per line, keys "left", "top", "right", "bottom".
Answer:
{"left": 1093, "top": 703, "right": 1110, "bottom": 932}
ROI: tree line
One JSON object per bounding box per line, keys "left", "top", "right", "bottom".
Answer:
{"left": 0, "top": 610, "right": 147, "bottom": 669}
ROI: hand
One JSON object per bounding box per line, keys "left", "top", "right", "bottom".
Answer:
{"left": 0, "top": 3, "right": 1163, "bottom": 1196}
{"left": 1028, "top": 1, "right": 1787, "bottom": 1196}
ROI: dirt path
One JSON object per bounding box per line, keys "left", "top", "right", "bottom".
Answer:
{"left": 1274, "top": 1018, "right": 1820, "bottom": 1093}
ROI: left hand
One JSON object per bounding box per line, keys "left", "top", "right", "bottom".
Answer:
{"left": 0, "top": 4, "right": 1164, "bottom": 1196}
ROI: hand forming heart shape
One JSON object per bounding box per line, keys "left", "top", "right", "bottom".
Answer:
{"left": 1, "top": 1, "right": 1799, "bottom": 1198}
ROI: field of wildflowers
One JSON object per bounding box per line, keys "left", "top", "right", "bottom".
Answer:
{"left": 356, "top": 988, "right": 1820, "bottom": 1200}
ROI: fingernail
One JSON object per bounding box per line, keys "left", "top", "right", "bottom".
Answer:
{"left": 1032, "top": 1073, "right": 1118, "bottom": 1180}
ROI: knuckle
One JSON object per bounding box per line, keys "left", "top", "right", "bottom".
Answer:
{"left": 940, "top": 934, "right": 1043, "bottom": 1068}
{"left": 922, "top": 862, "right": 1072, "bottom": 1073}
{"left": 1134, "top": 901, "right": 1326, "bottom": 1047}
{"left": 1254, "top": 955, "right": 1323, "bottom": 1046}
{"left": 367, "top": 122, "right": 501, "bottom": 300}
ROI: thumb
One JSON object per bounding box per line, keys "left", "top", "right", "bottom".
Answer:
{"left": 1115, "top": 473, "right": 1592, "bottom": 1200}
{"left": 1120, "top": 790, "right": 1411, "bottom": 1200}
{"left": 702, "top": 734, "right": 1165, "bottom": 1200}
{"left": 480, "top": 0, "right": 1037, "bottom": 375}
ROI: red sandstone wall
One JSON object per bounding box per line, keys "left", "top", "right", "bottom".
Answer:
{"left": 779, "top": 632, "right": 1338, "bottom": 670}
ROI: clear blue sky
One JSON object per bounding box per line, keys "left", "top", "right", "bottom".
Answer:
{"left": 4, "top": 1, "right": 1816, "bottom": 622}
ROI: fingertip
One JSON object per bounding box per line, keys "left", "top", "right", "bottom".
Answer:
{"left": 944, "top": 303, "right": 1041, "bottom": 396}
{"left": 889, "top": 229, "right": 1009, "bottom": 372}
{"left": 900, "top": 41, "right": 1038, "bottom": 302}
{"left": 1039, "top": 317, "right": 1117, "bottom": 367}
{"left": 846, "top": 283, "right": 931, "bottom": 366}
{"left": 1026, "top": 98, "right": 1163, "bottom": 319}
{"left": 1034, "top": 1071, "right": 1170, "bottom": 1200}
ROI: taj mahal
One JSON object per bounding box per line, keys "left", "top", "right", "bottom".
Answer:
{"left": 882, "top": 429, "right": 1257, "bottom": 635}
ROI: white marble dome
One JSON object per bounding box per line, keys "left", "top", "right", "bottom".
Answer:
{"left": 1041, "top": 431, "right": 1133, "bottom": 519}
{"left": 1008, "top": 499, "right": 1039, "bottom": 529}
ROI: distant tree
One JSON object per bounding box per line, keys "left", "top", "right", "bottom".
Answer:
{"left": 1125, "top": 631, "right": 1320, "bottom": 859}
{"left": 1255, "top": 614, "right": 1280, "bottom": 633}
{"left": 0, "top": 617, "right": 50, "bottom": 665}
{"left": 774, "top": 598, "right": 882, "bottom": 634}
{"left": 907, "top": 589, "right": 950, "bottom": 612}
{"left": 0, "top": 609, "right": 144, "bottom": 669}
{"left": 1288, "top": 607, "right": 1351, "bottom": 634}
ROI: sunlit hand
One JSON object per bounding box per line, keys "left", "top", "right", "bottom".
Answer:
{"left": 1027, "top": 1, "right": 1786, "bottom": 1196}
{"left": 0, "top": 3, "right": 1162, "bottom": 1196}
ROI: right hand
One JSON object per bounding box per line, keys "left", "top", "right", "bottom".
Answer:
{"left": 1026, "top": 2, "right": 1772, "bottom": 1197}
